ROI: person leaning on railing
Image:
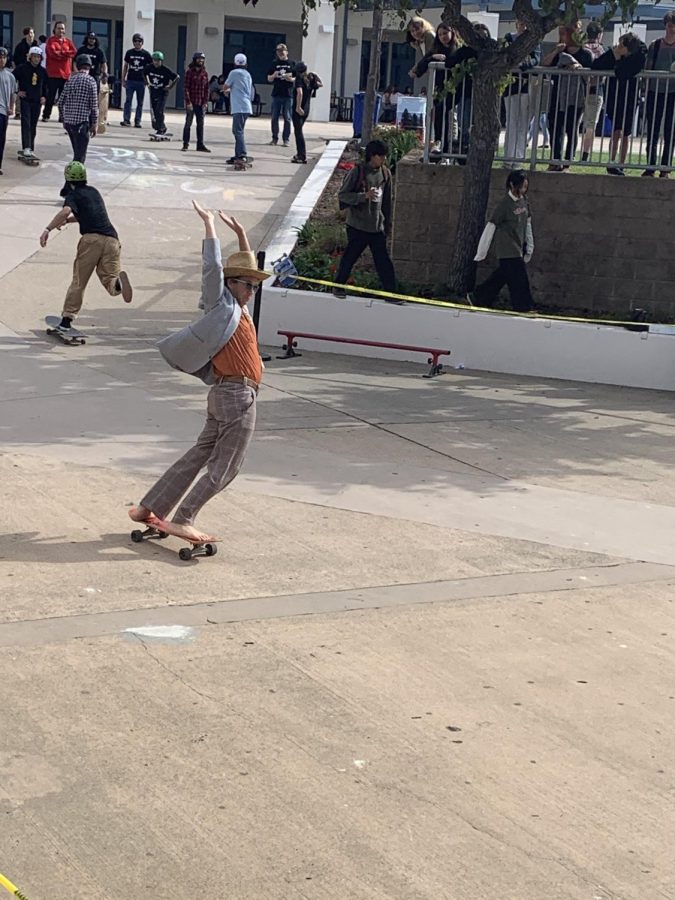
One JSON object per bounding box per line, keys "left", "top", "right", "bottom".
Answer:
{"left": 542, "top": 23, "right": 593, "bottom": 171}
{"left": 580, "top": 21, "right": 607, "bottom": 163}
{"left": 414, "top": 22, "right": 462, "bottom": 154}
{"left": 502, "top": 20, "right": 541, "bottom": 169}
{"left": 591, "top": 33, "right": 647, "bottom": 176}
{"left": 642, "top": 11, "right": 675, "bottom": 177}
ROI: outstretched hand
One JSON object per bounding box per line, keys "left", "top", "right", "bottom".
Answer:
{"left": 192, "top": 200, "right": 215, "bottom": 223}
{"left": 218, "top": 211, "right": 243, "bottom": 233}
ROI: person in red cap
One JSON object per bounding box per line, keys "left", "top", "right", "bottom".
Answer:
{"left": 42, "top": 21, "right": 77, "bottom": 121}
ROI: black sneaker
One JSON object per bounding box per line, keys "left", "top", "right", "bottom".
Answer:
{"left": 181, "top": 144, "right": 188, "bottom": 151}
{"left": 196, "top": 145, "right": 211, "bottom": 153}
{"left": 269, "top": 139, "right": 278, "bottom": 145}
{"left": 58, "top": 316, "right": 73, "bottom": 330}
{"left": 606, "top": 166, "right": 625, "bottom": 176}
{"left": 134, "top": 122, "right": 142, "bottom": 128}
{"left": 120, "top": 120, "right": 131, "bottom": 127}
{"left": 332, "top": 288, "right": 347, "bottom": 299}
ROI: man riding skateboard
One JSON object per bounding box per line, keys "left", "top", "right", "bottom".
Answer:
{"left": 129, "top": 200, "right": 267, "bottom": 544}
{"left": 39, "top": 161, "right": 132, "bottom": 332}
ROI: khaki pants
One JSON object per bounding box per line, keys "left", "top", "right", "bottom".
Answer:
{"left": 63, "top": 233, "right": 122, "bottom": 319}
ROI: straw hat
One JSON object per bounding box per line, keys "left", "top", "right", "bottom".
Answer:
{"left": 222, "top": 250, "right": 270, "bottom": 282}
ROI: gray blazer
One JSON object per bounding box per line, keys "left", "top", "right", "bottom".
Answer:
{"left": 157, "top": 237, "right": 242, "bottom": 384}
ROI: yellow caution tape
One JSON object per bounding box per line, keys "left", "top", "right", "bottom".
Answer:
{"left": 287, "top": 275, "right": 666, "bottom": 330}
{"left": 0, "top": 872, "right": 29, "bottom": 900}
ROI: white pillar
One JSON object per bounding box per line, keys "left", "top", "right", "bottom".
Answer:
{"left": 33, "top": 0, "right": 49, "bottom": 37}
{"left": 186, "top": 8, "right": 223, "bottom": 76}
{"left": 302, "top": 0, "right": 336, "bottom": 122}
{"left": 51, "top": 1, "right": 74, "bottom": 35}
{"left": 123, "top": 0, "right": 155, "bottom": 57}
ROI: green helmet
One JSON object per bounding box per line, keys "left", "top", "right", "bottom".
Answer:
{"left": 152, "top": 50, "right": 164, "bottom": 60}
{"left": 64, "top": 161, "right": 87, "bottom": 182}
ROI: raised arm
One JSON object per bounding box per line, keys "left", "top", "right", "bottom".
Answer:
{"left": 218, "top": 212, "right": 251, "bottom": 251}
{"left": 192, "top": 200, "right": 223, "bottom": 311}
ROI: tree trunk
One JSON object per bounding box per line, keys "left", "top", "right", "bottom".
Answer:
{"left": 448, "top": 64, "right": 503, "bottom": 295}
{"left": 361, "top": 0, "right": 383, "bottom": 145}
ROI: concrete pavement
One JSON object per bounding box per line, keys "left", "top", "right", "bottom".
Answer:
{"left": 1, "top": 113, "right": 674, "bottom": 899}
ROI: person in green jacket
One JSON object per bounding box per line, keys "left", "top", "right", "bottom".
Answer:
{"left": 333, "top": 139, "right": 400, "bottom": 303}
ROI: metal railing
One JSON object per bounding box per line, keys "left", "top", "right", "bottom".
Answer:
{"left": 422, "top": 61, "right": 675, "bottom": 174}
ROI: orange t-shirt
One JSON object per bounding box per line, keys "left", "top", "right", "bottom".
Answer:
{"left": 212, "top": 311, "right": 263, "bottom": 385}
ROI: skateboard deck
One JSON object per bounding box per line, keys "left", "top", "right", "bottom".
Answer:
{"left": 229, "top": 159, "right": 252, "bottom": 170}
{"left": 129, "top": 513, "right": 220, "bottom": 561}
{"left": 18, "top": 152, "right": 39, "bottom": 166}
{"left": 149, "top": 133, "right": 172, "bottom": 141}
{"left": 45, "top": 315, "right": 86, "bottom": 345}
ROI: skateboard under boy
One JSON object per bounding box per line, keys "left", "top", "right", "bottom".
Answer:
{"left": 130, "top": 514, "right": 219, "bottom": 561}
{"left": 17, "top": 150, "right": 39, "bottom": 166}
{"left": 227, "top": 156, "right": 253, "bottom": 170}
{"left": 149, "top": 132, "right": 172, "bottom": 142}
{"left": 45, "top": 316, "right": 86, "bottom": 345}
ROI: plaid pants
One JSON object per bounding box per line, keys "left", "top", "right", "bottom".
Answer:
{"left": 141, "top": 382, "right": 256, "bottom": 525}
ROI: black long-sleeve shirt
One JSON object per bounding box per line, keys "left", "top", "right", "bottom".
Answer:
{"left": 14, "top": 61, "right": 47, "bottom": 101}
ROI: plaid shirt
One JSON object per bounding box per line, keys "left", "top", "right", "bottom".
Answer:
{"left": 58, "top": 72, "right": 98, "bottom": 126}
{"left": 184, "top": 65, "right": 209, "bottom": 106}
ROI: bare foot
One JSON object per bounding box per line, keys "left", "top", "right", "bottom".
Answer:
{"left": 168, "top": 522, "right": 214, "bottom": 543}
{"left": 128, "top": 505, "right": 153, "bottom": 522}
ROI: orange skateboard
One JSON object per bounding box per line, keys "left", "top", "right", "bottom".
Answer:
{"left": 129, "top": 513, "right": 220, "bottom": 561}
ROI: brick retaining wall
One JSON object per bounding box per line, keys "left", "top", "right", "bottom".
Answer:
{"left": 391, "top": 155, "right": 675, "bottom": 319}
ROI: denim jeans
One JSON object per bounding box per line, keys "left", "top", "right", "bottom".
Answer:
{"left": 232, "top": 112, "right": 249, "bottom": 158}
{"left": 123, "top": 81, "right": 145, "bottom": 124}
{"left": 270, "top": 96, "right": 292, "bottom": 142}
{"left": 182, "top": 104, "right": 205, "bottom": 147}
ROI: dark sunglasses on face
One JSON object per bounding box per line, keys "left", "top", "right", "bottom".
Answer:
{"left": 230, "top": 278, "right": 257, "bottom": 292}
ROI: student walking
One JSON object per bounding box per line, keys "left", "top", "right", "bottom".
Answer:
{"left": 291, "top": 62, "right": 311, "bottom": 163}
{"left": 145, "top": 51, "right": 178, "bottom": 135}
{"left": 121, "top": 33, "right": 152, "bottom": 127}
{"left": 182, "top": 52, "right": 210, "bottom": 151}
{"left": 128, "top": 201, "right": 268, "bottom": 544}
{"left": 267, "top": 43, "right": 295, "bottom": 146}
{"left": 14, "top": 46, "right": 47, "bottom": 160}
{"left": 222, "top": 53, "right": 254, "bottom": 162}
{"left": 39, "top": 162, "right": 133, "bottom": 332}
{"left": 333, "top": 139, "right": 398, "bottom": 301}
{"left": 58, "top": 54, "right": 98, "bottom": 163}
{"left": 42, "top": 22, "right": 77, "bottom": 121}
{"left": 469, "top": 169, "right": 535, "bottom": 313}
{"left": 0, "top": 47, "right": 16, "bottom": 174}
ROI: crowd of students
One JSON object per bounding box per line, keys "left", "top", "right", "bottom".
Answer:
{"left": 406, "top": 12, "right": 675, "bottom": 177}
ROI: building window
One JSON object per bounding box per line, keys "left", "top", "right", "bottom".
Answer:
{"left": 72, "top": 17, "right": 111, "bottom": 61}
{"left": 0, "top": 10, "right": 13, "bottom": 53}
{"left": 223, "top": 30, "right": 286, "bottom": 85}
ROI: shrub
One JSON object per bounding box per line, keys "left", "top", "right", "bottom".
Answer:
{"left": 371, "top": 126, "right": 421, "bottom": 170}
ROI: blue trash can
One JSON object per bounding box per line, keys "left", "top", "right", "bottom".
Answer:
{"left": 352, "top": 92, "right": 383, "bottom": 138}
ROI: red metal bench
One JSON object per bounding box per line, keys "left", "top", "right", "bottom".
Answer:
{"left": 277, "top": 330, "right": 450, "bottom": 378}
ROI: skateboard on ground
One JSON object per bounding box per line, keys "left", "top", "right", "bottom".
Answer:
{"left": 17, "top": 151, "right": 39, "bottom": 166}
{"left": 227, "top": 156, "right": 253, "bottom": 170}
{"left": 130, "top": 514, "right": 219, "bottom": 561}
{"left": 45, "top": 315, "right": 86, "bottom": 345}
{"left": 149, "top": 132, "right": 172, "bottom": 142}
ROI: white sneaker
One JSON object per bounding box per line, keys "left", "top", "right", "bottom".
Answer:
{"left": 23, "top": 148, "right": 33, "bottom": 158}
{"left": 432, "top": 141, "right": 441, "bottom": 153}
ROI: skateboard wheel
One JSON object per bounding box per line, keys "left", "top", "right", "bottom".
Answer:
{"left": 131, "top": 529, "right": 144, "bottom": 543}
{"left": 205, "top": 543, "right": 217, "bottom": 557}
{"left": 179, "top": 547, "right": 193, "bottom": 561}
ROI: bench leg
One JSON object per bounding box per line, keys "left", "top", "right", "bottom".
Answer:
{"left": 423, "top": 353, "right": 445, "bottom": 379}
{"left": 277, "top": 336, "right": 302, "bottom": 360}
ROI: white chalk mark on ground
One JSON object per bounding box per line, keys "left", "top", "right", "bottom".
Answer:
{"left": 123, "top": 625, "right": 195, "bottom": 642}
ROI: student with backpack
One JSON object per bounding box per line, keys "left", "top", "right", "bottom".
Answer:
{"left": 333, "top": 139, "right": 400, "bottom": 303}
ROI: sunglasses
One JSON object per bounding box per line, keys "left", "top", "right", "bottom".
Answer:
{"left": 230, "top": 278, "right": 258, "bottom": 292}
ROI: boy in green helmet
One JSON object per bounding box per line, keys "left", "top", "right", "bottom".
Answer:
{"left": 145, "top": 50, "right": 178, "bottom": 136}
{"left": 39, "top": 161, "right": 133, "bottom": 331}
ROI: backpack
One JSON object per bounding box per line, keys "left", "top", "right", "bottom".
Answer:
{"left": 338, "top": 162, "right": 391, "bottom": 211}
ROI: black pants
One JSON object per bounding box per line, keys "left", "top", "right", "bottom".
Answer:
{"left": 65, "top": 122, "right": 90, "bottom": 163}
{"left": 150, "top": 90, "right": 167, "bottom": 133}
{"left": 336, "top": 226, "right": 396, "bottom": 294}
{"left": 20, "top": 98, "right": 40, "bottom": 151}
{"left": 182, "top": 104, "right": 205, "bottom": 147}
{"left": 0, "top": 112, "right": 7, "bottom": 168}
{"left": 433, "top": 101, "right": 451, "bottom": 153}
{"left": 474, "top": 257, "right": 533, "bottom": 313}
{"left": 550, "top": 106, "right": 582, "bottom": 164}
{"left": 645, "top": 91, "right": 675, "bottom": 169}
{"left": 43, "top": 76, "right": 67, "bottom": 120}
{"left": 292, "top": 111, "right": 306, "bottom": 161}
